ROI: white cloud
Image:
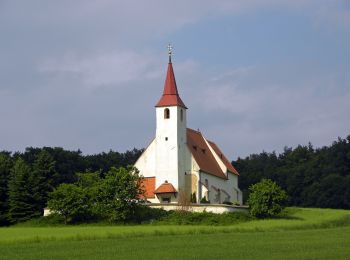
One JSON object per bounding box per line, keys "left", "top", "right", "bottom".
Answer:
{"left": 38, "top": 51, "right": 162, "bottom": 88}
{"left": 38, "top": 50, "right": 200, "bottom": 91}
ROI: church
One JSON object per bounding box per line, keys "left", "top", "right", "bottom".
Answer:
{"left": 135, "top": 47, "right": 242, "bottom": 205}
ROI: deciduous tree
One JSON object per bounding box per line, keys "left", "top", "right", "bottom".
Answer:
{"left": 48, "top": 184, "right": 90, "bottom": 224}
{"left": 248, "top": 179, "right": 288, "bottom": 218}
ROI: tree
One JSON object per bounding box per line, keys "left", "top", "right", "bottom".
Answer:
{"left": 48, "top": 184, "right": 90, "bottom": 224}
{"left": 233, "top": 135, "right": 350, "bottom": 209}
{"left": 47, "top": 166, "right": 143, "bottom": 223}
{"left": 31, "top": 150, "right": 57, "bottom": 214}
{"left": 0, "top": 153, "right": 12, "bottom": 225}
{"left": 96, "top": 166, "right": 142, "bottom": 222}
{"left": 313, "top": 174, "right": 350, "bottom": 209}
{"left": 248, "top": 179, "right": 288, "bottom": 218}
{"left": 84, "top": 148, "right": 143, "bottom": 174}
{"left": 8, "top": 158, "right": 38, "bottom": 223}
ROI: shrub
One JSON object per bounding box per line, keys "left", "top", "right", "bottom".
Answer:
{"left": 132, "top": 206, "right": 168, "bottom": 223}
{"left": 248, "top": 179, "right": 288, "bottom": 218}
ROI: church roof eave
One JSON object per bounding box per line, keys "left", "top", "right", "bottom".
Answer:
{"left": 155, "top": 95, "right": 187, "bottom": 109}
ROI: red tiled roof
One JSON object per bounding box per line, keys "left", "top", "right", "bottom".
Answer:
{"left": 154, "top": 181, "right": 177, "bottom": 194}
{"left": 207, "top": 140, "right": 239, "bottom": 176}
{"left": 140, "top": 177, "right": 155, "bottom": 198}
{"left": 155, "top": 62, "right": 187, "bottom": 108}
{"left": 187, "top": 128, "right": 227, "bottom": 179}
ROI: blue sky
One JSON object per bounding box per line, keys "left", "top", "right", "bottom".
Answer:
{"left": 1, "top": 0, "right": 349, "bottom": 159}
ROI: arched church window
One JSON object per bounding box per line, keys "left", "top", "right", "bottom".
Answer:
{"left": 180, "top": 109, "right": 183, "bottom": 121}
{"left": 164, "top": 108, "right": 170, "bottom": 119}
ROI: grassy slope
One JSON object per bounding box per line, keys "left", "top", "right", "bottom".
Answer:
{"left": 0, "top": 208, "right": 349, "bottom": 259}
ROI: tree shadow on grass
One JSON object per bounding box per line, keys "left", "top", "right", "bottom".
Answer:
{"left": 269, "top": 208, "right": 303, "bottom": 220}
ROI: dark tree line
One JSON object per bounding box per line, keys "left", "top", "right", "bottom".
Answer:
{"left": 234, "top": 136, "right": 350, "bottom": 209}
{"left": 1, "top": 135, "right": 349, "bottom": 225}
{"left": 0, "top": 147, "right": 143, "bottom": 225}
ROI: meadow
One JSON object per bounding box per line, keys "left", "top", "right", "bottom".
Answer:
{"left": 0, "top": 208, "right": 349, "bottom": 259}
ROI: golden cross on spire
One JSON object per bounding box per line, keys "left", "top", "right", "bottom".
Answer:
{"left": 168, "top": 43, "right": 173, "bottom": 63}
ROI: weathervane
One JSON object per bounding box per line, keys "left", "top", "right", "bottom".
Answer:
{"left": 168, "top": 43, "right": 173, "bottom": 63}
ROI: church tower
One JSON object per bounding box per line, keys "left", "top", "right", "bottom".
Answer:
{"left": 135, "top": 45, "right": 243, "bottom": 205}
{"left": 154, "top": 44, "right": 187, "bottom": 199}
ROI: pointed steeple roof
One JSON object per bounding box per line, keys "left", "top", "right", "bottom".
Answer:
{"left": 155, "top": 61, "right": 187, "bottom": 108}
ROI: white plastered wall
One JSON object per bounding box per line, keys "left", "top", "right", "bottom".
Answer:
{"left": 134, "top": 139, "right": 159, "bottom": 203}
{"left": 134, "top": 139, "right": 156, "bottom": 179}
{"left": 199, "top": 171, "right": 242, "bottom": 204}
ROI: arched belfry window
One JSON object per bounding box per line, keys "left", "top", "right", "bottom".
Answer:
{"left": 164, "top": 108, "right": 170, "bottom": 119}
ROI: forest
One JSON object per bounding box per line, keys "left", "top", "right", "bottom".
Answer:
{"left": 0, "top": 134, "right": 349, "bottom": 226}
{"left": 234, "top": 135, "right": 350, "bottom": 209}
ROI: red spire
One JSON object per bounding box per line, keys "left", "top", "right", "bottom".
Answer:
{"left": 155, "top": 61, "right": 187, "bottom": 108}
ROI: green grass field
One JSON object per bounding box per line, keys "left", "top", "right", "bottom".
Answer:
{"left": 0, "top": 208, "right": 349, "bottom": 259}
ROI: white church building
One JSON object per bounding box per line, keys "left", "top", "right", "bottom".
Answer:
{"left": 135, "top": 48, "right": 242, "bottom": 205}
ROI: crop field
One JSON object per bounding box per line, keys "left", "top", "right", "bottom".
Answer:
{"left": 0, "top": 208, "right": 349, "bottom": 259}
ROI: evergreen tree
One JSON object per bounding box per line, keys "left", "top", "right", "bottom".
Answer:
{"left": 0, "top": 153, "right": 12, "bottom": 225}
{"left": 8, "top": 158, "right": 37, "bottom": 223}
{"left": 31, "top": 150, "right": 57, "bottom": 214}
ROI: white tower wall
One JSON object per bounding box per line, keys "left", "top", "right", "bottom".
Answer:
{"left": 155, "top": 106, "right": 187, "bottom": 196}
